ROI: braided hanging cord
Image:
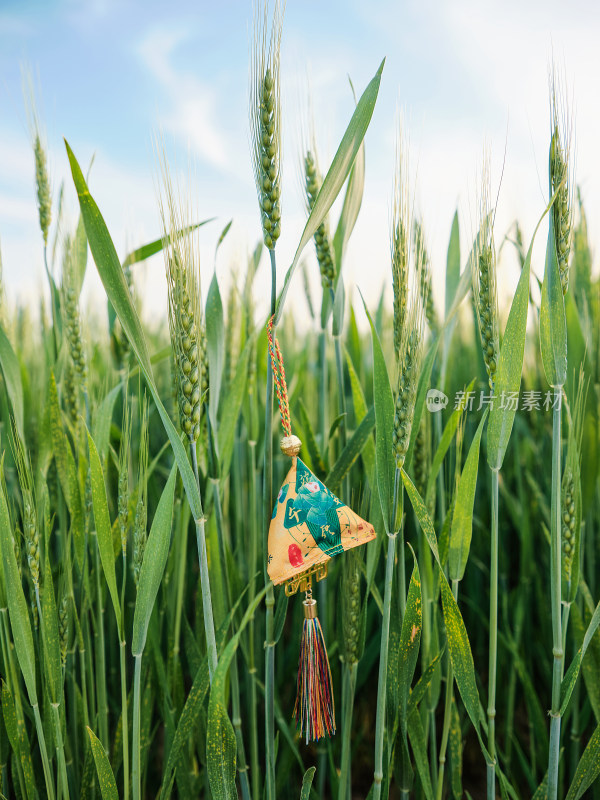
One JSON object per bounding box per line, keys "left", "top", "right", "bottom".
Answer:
{"left": 267, "top": 314, "right": 292, "bottom": 437}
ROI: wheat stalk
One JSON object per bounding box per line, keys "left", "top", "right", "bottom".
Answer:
{"left": 374, "top": 125, "right": 423, "bottom": 800}
{"left": 546, "top": 67, "right": 575, "bottom": 800}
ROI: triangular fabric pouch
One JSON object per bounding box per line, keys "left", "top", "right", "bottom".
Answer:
{"left": 267, "top": 456, "right": 376, "bottom": 586}
{"left": 264, "top": 318, "right": 377, "bottom": 742}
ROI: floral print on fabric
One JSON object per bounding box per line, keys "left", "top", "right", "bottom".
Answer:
{"left": 267, "top": 457, "right": 376, "bottom": 585}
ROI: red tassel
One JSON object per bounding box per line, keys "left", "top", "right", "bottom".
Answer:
{"left": 293, "top": 597, "right": 336, "bottom": 743}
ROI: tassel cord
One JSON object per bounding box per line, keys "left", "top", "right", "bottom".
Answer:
{"left": 294, "top": 595, "right": 336, "bottom": 743}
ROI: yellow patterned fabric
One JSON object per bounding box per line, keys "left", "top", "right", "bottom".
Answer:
{"left": 267, "top": 457, "right": 376, "bottom": 586}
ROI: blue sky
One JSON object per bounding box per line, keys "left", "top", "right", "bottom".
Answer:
{"left": 1, "top": 0, "right": 599, "bottom": 326}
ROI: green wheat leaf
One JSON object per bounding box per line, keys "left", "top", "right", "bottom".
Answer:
{"left": 87, "top": 727, "right": 119, "bottom": 800}
{"left": 332, "top": 138, "right": 365, "bottom": 277}
{"left": 275, "top": 59, "right": 385, "bottom": 323}
{"left": 446, "top": 211, "right": 461, "bottom": 318}
{"left": 565, "top": 724, "right": 600, "bottom": 800}
{"left": 2, "top": 681, "right": 36, "bottom": 799}
{"left": 122, "top": 220, "right": 214, "bottom": 269}
{"left": 488, "top": 193, "right": 555, "bottom": 469}
{"left": 325, "top": 405, "right": 375, "bottom": 492}
{"left": 40, "top": 535, "right": 61, "bottom": 705}
{"left": 449, "top": 695, "right": 463, "bottom": 800}
{"left": 65, "top": 140, "right": 203, "bottom": 521}
{"left": 132, "top": 462, "right": 177, "bottom": 657}
{"left": 87, "top": 429, "right": 122, "bottom": 636}
{"left": 0, "top": 478, "right": 37, "bottom": 706}
{"left": 0, "top": 326, "right": 24, "bottom": 443}
{"left": 206, "top": 270, "right": 224, "bottom": 430}
{"left": 72, "top": 212, "right": 88, "bottom": 297}
{"left": 449, "top": 409, "right": 488, "bottom": 582}
{"left": 300, "top": 767, "right": 317, "bottom": 800}
{"left": 425, "top": 378, "right": 476, "bottom": 506}
{"left": 363, "top": 296, "right": 394, "bottom": 533}
{"left": 560, "top": 598, "right": 600, "bottom": 715}
{"left": 401, "top": 468, "right": 490, "bottom": 761}
{"left": 398, "top": 551, "right": 422, "bottom": 741}
{"left": 92, "top": 383, "right": 122, "bottom": 465}
{"left": 407, "top": 708, "right": 434, "bottom": 800}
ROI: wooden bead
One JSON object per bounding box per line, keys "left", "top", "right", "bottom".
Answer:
{"left": 280, "top": 434, "right": 302, "bottom": 457}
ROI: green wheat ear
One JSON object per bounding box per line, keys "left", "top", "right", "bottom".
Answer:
{"left": 472, "top": 157, "right": 499, "bottom": 391}
{"left": 159, "top": 157, "right": 206, "bottom": 444}
{"left": 11, "top": 421, "right": 39, "bottom": 593}
{"left": 391, "top": 123, "right": 409, "bottom": 361}
{"left": 341, "top": 547, "right": 362, "bottom": 665}
{"left": 549, "top": 70, "right": 574, "bottom": 297}
{"left": 414, "top": 218, "right": 437, "bottom": 334}
{"left": 23, "top": 69, "right": 52, "bottom": 247}
{"left": 561, "top": 370, "right": 586, "bottom": 585}
{"left": 389, "top": 121, "right": 424, "bottom": 469}
{"left": 62, "top": 236, "right": 87, "bottom": 388}
{"left": 393, "top": 302, "right": 425, "bottom": 469}
{"left": 303, "top": 148, "right": 335, "bottom": 289}
{"left": 34, "top": 134, "right": 52, "bottom": 246}
{"left": 58, "top": 596, "right": 69, "bottom": 669}
{"left": 250, "top": 0, "right": 283, "bottom": 250}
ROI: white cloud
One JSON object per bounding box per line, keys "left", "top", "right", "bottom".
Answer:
{"left": 136, "top": 26, "right": 230, "bottom": 171}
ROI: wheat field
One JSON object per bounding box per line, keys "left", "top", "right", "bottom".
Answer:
{"left": 0, "top": 4, "right": 598, "bottom": 800}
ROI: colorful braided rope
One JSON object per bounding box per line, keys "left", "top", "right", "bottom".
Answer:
{"left": 267, "top": 314, "right": 292, "bottom": 437}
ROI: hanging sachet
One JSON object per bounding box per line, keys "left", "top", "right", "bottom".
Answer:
{"left": 265, "top": 316, "right": 376, "bottom": 743}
